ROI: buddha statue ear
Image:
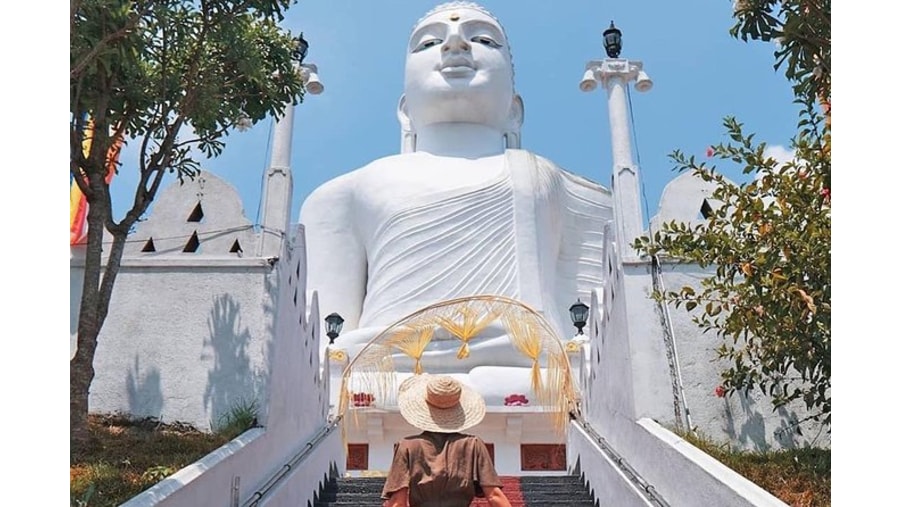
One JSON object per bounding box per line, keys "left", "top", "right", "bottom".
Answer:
{"left": 397, "top": 94, "right": 416, "bottom": 153}
{"left": 504, "top": 94, "right": 524, "bottom": 149}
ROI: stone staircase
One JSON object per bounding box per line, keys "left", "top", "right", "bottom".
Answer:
{"left": 314, "top": 475, "right": 595, "bottom": 506}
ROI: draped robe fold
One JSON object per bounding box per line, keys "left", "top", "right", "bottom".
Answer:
{"left": 301, "top": 149, "right": 614, "bottom": 357}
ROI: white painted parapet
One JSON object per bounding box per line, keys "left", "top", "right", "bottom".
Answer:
{"left": 120, "top": 225, "right": 341, "bottom": 507}
{"left": 567, "top": 422, "right": 661, "bottom": 507}
{"left": 631, "top": 418, "right": 787, "bottom": 506}
{"left": 567, "top": 418, "right": 788, "bottom": 507}
{"left": 571, "top": 223, "right": 788, "bottom": 506}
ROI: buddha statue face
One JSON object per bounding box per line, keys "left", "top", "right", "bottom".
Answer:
{"left": 401, "top": 4, "right": 519, "bottom": 133}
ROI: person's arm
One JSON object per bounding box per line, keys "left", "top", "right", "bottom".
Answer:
{"left": 471, "top": 436, "right": 509, "bottom": 506}
{"left": 381, "top": 440, "right": 411, "bottom": 505}
{"left": 482, "top": 486, "right": 511, "bottom": 507}
{"left": 382, "top": 487, "right": 409, "bottom": 507}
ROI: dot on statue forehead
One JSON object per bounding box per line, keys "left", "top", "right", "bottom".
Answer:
{"left": 409, "top": 5, "right": 511, "bottom": 57}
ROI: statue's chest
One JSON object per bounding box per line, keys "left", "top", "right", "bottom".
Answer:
{"left": 357, "top": 158, "right": 509, "bottom": 221}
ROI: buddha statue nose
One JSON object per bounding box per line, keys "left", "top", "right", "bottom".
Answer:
{"left": 442, "top": 31, "right": 470, "bottom": 53}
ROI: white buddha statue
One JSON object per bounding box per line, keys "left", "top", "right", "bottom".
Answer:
{"left": 300, "top": 2, "right": 613, "bottom": 404}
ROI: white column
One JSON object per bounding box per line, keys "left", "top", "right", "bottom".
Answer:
{"left": 258, "top": 104, "right": 295, "bottom": 257}
{"left": 604, "top": 72, "right": 642, "bottom": 260}
{"left": 270, "top": 103, "right": 295, "bottom": 170}
{"left": 581, "top": 58, "right": 651, "bottom": 260}
{"left": 605, "top": 75, "right": 634, "bottom": 169}
{"left": 258, "top": 63, "right": 325, "bottom": 257}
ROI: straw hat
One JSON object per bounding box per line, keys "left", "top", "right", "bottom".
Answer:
{"left": 398, "top": 374, "right": 486, "bottom": 433}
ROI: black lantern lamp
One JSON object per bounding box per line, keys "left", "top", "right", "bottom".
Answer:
{"left": 569, "top": 299, "right": 589, "bottom": 335}
{"left": 292, "top": 33, "right": 309, "bottom": 64}
{"left": 603, "top": 21, "right": 622, "bottom": 59}
{"left": 325, "top": 312, "right": 344, "bottom": 344}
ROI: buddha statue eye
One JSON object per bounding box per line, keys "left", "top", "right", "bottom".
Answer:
{"left": 414, "top": 38, "right": 443, "bottom": 52}
{"left": 471, "top": 35, "right": 501, "bottom": 48}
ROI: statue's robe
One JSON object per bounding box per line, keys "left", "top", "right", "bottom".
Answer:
{"left": 301, "top": 149, "right": 614, "bottom": 350}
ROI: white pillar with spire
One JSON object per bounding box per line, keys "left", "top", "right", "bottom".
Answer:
{"left": 580, "top": 26, "right": 652, "bottom": 260}
{"left": 257, "top": 63, "right": 324, "bottom": 257}
{"left": 257, "top": 101, "right": 295, "bottom": 258}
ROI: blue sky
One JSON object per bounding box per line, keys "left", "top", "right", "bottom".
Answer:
{"left": 110, "top": 0, "right": 798, "bottom": 228}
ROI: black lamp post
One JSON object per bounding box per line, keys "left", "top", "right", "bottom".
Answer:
{"left": 325, "top": 312, "right": 344, "bottom": 344}
{"left": 569, "top": 299, "right": 589, "bottom": 335}
{"left": 293, "top": 33, "right": 309, "bottom": 64}
{"left": 603, "top": 21, "right": 622, "bottom": 59}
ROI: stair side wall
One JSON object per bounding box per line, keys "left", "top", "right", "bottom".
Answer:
{"left": 120, "top": 225, "right": 340, "bottom": 507}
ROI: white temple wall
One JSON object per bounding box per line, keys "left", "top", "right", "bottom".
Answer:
{"left": 639, "top": 170, "right": 829, "bottom": 449}
{"left": 649, "top": 171, "right": 721, "bottom": 235}
{"left": 71, "top": 257, "right": 278, "bottom": 431}
{"left": 120, "top": 225, "right": 340, "bottom": 507}
{"left": 656, "top": 261, "right": 830, "bottom": 450}
{"left": 579, "top": 216, "right": 827, "bottom": 451}
{"left": 69, "top": 171, "right": 329, "bottom": 434}
{"left": 121, "top": 173, "right": 258, "bottom": 258}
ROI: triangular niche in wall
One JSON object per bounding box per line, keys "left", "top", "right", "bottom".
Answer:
{"left": 141, "top": 238, "right": 156, "bottom": 252}
{"left": 229, "top": 239, "right": 242, "bottom": 254}
{"left": 187, "top": 202, "right": 204, "bottom": 223}
{"left": 699, "top": 199, "right": 714, "bottom": 219}
{"left": 183, "top": 231, "right": 200, "bottom": 253}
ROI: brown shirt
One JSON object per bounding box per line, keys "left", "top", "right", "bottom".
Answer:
{"left": 381, "top": 431, "right": 503, "bottom": 507}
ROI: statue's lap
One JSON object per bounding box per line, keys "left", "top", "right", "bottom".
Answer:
{"left": 336, "top": 323, "right": 546, "bottom": 405}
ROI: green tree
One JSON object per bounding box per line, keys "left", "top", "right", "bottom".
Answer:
{"left": 634, "top": 0, "right": 831, "bottom": 425}
{"left": 70, "top": 0, "right": 307, "bottom": 450}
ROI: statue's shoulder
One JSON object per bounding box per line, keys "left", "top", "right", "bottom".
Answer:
{"left": 303, "top": 172, "right": 354, "bottom": 209}
{"left": 352, "top": 154, "right": 415, "bottom": 176}
{"left": 506, "top": 149, "right": 570, "bottom": 174}
{"left": 302, "top": 154, "right": 428, "bottom": 214}
{"left": 305, "top": 155, "right": 404, "bottom": 197}
{"left": 512, "top": 149, "right": 610, "bottom": 195}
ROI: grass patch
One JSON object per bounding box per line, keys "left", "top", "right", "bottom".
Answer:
{"left": 212, "top": 397, "right": 259, "bottom": 440}
{"left": 70, "top": 413, "right": 240, "bottom": 507}
{"left": 679, "top": 430, "right": 830, "bottom": 507}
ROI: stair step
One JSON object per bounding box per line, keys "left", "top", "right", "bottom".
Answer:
{"left": 315, "top": 504, "right": 595, "bottom": 506}
{"left": 316, "top": 474, "right": 594, "bottom": 507}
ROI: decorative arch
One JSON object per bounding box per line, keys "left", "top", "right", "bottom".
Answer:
{"left": 337, "top": 295, "right": 577, "bottom": 432}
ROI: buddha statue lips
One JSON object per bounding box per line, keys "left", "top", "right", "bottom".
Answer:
{"left": 440, "top": 57, "right": 475, "bottom": 78}
{"left": 300, "top": 2, "right": 614, "bottom": 406}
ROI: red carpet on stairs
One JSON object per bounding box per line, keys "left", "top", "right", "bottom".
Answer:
{"left": 472, "top": 476, "right": 524, "bottom": 507}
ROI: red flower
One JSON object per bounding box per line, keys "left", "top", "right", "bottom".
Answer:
{"left": 705, "top": 146, "right": 715, "bottom": 158}
{"left": 714, "top": 385, "right": 726, "bottom": 398}
{"left": 352, "top": 392, "right": 375, "bottom": 407}
{"left": 504, "top": 394, "right": 529, "bottom": 406}
{"left": 820, "top": 187, "right": 830, "bottom": 203}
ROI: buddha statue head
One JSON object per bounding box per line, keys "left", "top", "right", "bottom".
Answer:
{"left": 398, "top": 2, "right": 524, "bottom": 152}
